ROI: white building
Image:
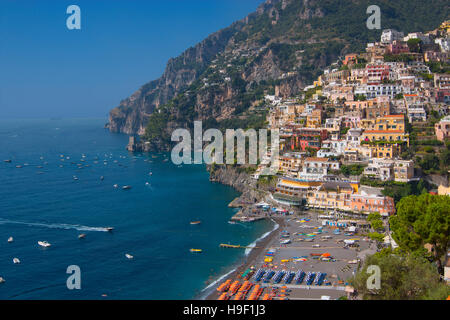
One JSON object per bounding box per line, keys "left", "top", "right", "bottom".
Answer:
{"left": 435, "top": 37, "right": 450, "bottom": 53}
{"left": 381, "top": 29, "right": 405, "bottom": 44}
{"left": 300, "top": 157, "right": 340, "bottom": 181}
{"left": 356, "top": 84, "right": 402, "bottom": 99}
{"left": 404, "top": 32, "right": 431, "bottom": 44}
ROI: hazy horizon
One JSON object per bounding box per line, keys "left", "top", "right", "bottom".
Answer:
{"left": 0, "top": 0, "right": 264, "bottom": 120}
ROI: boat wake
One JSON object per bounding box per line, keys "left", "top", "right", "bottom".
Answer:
{"left": 0, "top": 218, "right": 111, "bottom": 232}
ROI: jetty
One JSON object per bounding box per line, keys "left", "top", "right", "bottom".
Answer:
{"left": 230, "top": 209, "right": 265, "bottom": 222}
{"left": 220, "top": 244, "right": 259, "bottom": 249}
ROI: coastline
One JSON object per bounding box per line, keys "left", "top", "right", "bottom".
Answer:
{"left": 201, "top": 217, "right": 286, "bottom": 300}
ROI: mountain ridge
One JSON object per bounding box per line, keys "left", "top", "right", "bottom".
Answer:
{"left": 107, "top": 0, "right": 449, "bottom": 150}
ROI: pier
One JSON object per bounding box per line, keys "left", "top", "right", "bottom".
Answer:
{"left": 220, "top": 244, "right": 259, "bottom": 249}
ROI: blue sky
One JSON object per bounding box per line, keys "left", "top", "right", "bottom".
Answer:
{"left": 0, "top": 0, "right": 263, "bottom": 119}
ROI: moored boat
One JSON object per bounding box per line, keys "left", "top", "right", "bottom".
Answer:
{"left": 78, "top": 234, "right": 86, "bottom": 239}
{"left": 38, "top": 241, "right": 51, "bottom": 248}
{"left": 7, "top": 237, "right": 13, "bottom": 243}
{"left": 190, "top": 249, "right": 202, "bottom": 253}
{"left": 125, "top": 253, "right": 134, "bottom": 259}
{"left": 13, "top": 258, "right": 20, "bottom": 264}
{"left": 190, "top": 221, "right": 201, "bottom": 225}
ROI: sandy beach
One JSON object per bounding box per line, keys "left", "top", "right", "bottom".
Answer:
{"left": 204, "top": 211, "right": 375, "bottom": 300}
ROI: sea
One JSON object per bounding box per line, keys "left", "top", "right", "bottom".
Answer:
{"left": 0, "top": 118, "right": 274, "bottom": 299}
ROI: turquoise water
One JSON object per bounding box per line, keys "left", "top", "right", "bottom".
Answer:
{"left": 0, "top": 118, "right": 272, "bottom": 299}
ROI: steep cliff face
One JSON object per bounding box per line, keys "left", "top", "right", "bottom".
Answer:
{"left": 108, "top": 0, "right": 450, "bottom": 140}
{"left": 108, "top": 22, "right": 243, "bottom": 135}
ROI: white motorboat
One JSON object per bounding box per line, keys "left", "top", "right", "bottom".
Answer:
{"left": 7, "top": 237, "right": 13, "bottom": 243}
{"left": 106, "top": 227, "right": 114, "bottom": 232}
{"left": 38, "top": 241, "right": 51, "bottom": 248}
{"left": 78, "top": 234, "right": 86, "bottom": 239}
{"left": 125, "top": 253, "right": 134, "bottom": 259}
{"left": 13, "top": 258, "right": 20, "bottom": 264}
{"left": 0, "top": 277, "right": 5, "bottom": 283}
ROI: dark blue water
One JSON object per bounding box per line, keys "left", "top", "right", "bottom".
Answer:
{"left": 0, "top": 118, "right": 272, "bottom": 299}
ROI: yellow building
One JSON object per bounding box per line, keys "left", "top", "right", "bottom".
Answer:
{"left": 306, "top": 181, "right": 358, "bottom": 211}
{"left": 360, "top": 114, "right": 406, "bottom": 132}
{"left": 363, "top": 142, "right": 402, "bottom": 159}
{"left": 306, "top": 109, "right": 322, "bottom": 128}
{"left": 360, "top": 115, "right": 409, "bottom": 156}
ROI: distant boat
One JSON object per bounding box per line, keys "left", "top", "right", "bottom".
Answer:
{"left": 190, "top": 221, "right": 201, "bottom": 225}
{"left": 148, "top": 172, "right": 153, "bottom": 176}
{"left": 228, "top": 221, "right": 237, "bottom": 225}
{"left": 100, "top": 176, "right": 104, "bottom": 181}
{"left": 113, "top": 184, "right": 118, "bottom": 188}
{"left": 190, "top": 249, "right": 202, "bottom": 253}
{"left": 280, "top": 239, "right": 291, "bottom": 244}
{"left": 125, "top": 253, "right": 134, "bottom": 259}
{"left": 7, "top": 237, "right": 13, "bottom": 243}
{"left": 3, "top": 160, "right": 11, "bottom": 163}
{"left": 13, "top": 258, "right": 20, "bottom": 264}
{"left": 0, "top": 277, "right": 5, "bottom": 283}
{"left": 38, "top": 241, "right": 51, "bottom": 248}
{"left": 122, "top": 185, "right": 132, "bottom": 190}
{"left": 73, "top": 176, "right": 79, "bottom": 180}
{"left": 78, "top": 234, "right": 86, "bottom": 239}
{"left": 106, "top": 227, "right": 114, "bottom": 232}
{"left": 15, "top": 165, "right": 22, "bottom": 168}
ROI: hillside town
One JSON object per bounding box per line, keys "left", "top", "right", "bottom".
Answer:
{"left": 252, "top": 21, "right": 450, "bottom": 217}
{"left": 206, "top": 21, "right": 449, "bottom": 301}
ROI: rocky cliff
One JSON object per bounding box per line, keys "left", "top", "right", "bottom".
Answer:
{"left": 108, "top": 0, "right": 449, "bottom": 145}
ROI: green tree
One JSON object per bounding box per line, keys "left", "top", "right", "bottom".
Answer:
{"left": 351, "top": 251, "right": 450, "bottom": 300}
{"left": 389, "top": 194, "right": 450, "bottom": 273}
{"left": 367, "top": 212, "right": 384, "bottom": 232}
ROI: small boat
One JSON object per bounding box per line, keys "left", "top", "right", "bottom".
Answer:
{"left": 280, "top": 239, "right": 291, "bottom": 245}
{"left": 190, "top": 221, "right": 201, "bottom": 225}
{"left": 7, "top": 237, "right": 13, "bottom": 243}
{"left": 13, "top": 258, "right": 20, "bottom": 264}
{"left": 190, "top": 249, "right": 202, "bottom": 253}
{"left": 125, "top": 253, "right": 134, "bottom": 259}
{"left": 15, "top": 165, "right": 22, "bottom": 168}
{"left": 3, "top": 160, "right": 11, "bottom": 163}
{"left": 78, "top": 234, "right": 86, "bottom": 239}
{"left": 38, "top": 241, "right": 51, "bottom": 248}
{"left": 0, "top": 277, "right": 5, "bottom": 283}
{"left": 113, "top": 184, "right": 118, "bottom": 188}
{"left": 100, "top": 176, "right": 104, "bottom": 181}
{"left": 148, "top": 172, "right": 152, "bottom": 176}
{"left": 228, "top": 221, "right": 237, "bottom": 225}
{"left": 73, "top": 176, "right": 79, "bottom": 180}
{"left": 106, "top": 227, "right": 114, "bottom": 232}
{"left": 122, "top": 185, "right": 132, "bottom": 190}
